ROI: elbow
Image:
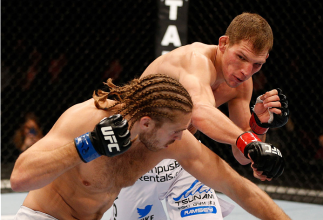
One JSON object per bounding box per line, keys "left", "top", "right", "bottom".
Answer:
{"left": 190, "top": 107, "right": 206, "bottom": 129}
{"left": 10, "top": 169, "right": 28, "bottom": 192}
{"left": 10, "top": 176, "right": 21, "bottom": 192}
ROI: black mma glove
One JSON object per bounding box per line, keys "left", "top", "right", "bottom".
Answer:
{"left": 74, "top": 114, "right": 131, "bottom": 163}
{"left": 250, "top": 88, "right": 289, "bottom": 135}
{"left": 236, "top": 132, "right": 285, "bottom": 178}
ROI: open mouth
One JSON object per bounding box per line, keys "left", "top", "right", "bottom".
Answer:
{"left": 234, "top": 75, "right": 243, "bottom": 83}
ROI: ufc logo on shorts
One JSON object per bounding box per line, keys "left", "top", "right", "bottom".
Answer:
{"left": 265, "top": 144, "right": 282, "bottom": 157}
{"left": 101, "top": 126, "right": 120, "bottom": 152}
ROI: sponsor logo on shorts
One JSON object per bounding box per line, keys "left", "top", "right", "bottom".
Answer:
{"left": 180, "top": 206, "right": 217, "bottom": 217}
{"left": 173, "top": 180, "right": 212, "bottom": 201}
{"left": 173, "top": 180, "right": 217, "bottom": 211}
{"left": 147, "top": 160, "right": 181, "bottom": 174}
{"left": 139, "top": 160, "right": 182, "bottom": 182}
{"left": 137, "top": 204, "right": 154, "bottom": 220}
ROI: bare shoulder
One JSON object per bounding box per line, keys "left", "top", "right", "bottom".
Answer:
{"left": 142, "top": 43, "right": 217, "bottom": 82}
{"left": 49, "top": 99, "right": 110, "bottom": 139}
{"left": 181, "top": 43, "right": 217, "bottom": 62}
{"left": 161, "top": 43, "right": 216, "bottom": 66}
{"left": 189, "top": 42, "right": 217, "bottom": 52}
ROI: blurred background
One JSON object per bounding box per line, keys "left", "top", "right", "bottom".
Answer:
{"left": 1, "top": 0, "right": 323, "bottom": 205}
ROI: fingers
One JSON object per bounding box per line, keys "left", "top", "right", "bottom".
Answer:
{"left": 260, "top": 88, "right": 279, "bottom": 101}
{"left": 269, "top": 107, "right": 282, "bottom": 115}
{"left": 253, "top": 168, "right": 273, "bottom": 181}
{"left": 251, "top": 163, "right": 273, "bottom": 181}
{"left": 249, "top": 155, "right": 273, "bottom": 181}
{"left": 261, "top": 89, "right": 284, "bottom": 113}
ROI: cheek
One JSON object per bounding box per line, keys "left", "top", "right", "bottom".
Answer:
{"left": 155, "top": 130, "right": 170, "bottom": 144}
{"left": 253, "top": 66, "right": 262, "bottom": 74}
{"left": 224, "top": 55, "right": 238, "bottom": 71}
{"left": 230, "top": 56, "right": 242, "bottom": 68}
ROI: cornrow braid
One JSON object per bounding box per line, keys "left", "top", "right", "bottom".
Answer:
{"left": 132, "top": 85, "right": 189, "bottom": 101}
{"left": 129, "top": 112, "right": 171, "bottom": 131}
{"left": 93, "top": 74, "right": 193, "bottom": 130}
{"left": 107, "top": 75, "right": 191, "bottom": 103}
{"left": 120, "top": 102, "right": 190, "bottom": 123}
{"left": 118, "top": 92, "right": 192, "bottom": 116}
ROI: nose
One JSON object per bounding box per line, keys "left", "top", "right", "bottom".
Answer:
{"left": 241, "top": 63, "right": 253, "bottom": 78}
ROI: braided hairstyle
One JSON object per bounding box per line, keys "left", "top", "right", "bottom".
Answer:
{"left": 93, "top": 74, "right": 193, "bottom": 130}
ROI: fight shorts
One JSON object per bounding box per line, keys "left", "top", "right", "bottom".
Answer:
{"left": 110, "top": 159, "right": 235, "bottom": 220}
{"left": 14, "top": 206, "right": 58, "bottom": 220}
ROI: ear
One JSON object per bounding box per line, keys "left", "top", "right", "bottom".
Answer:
{"left": 266, "top": 53, "right": 269, "bottom": 59}
{"left": 139, "top": 116, "right": 154, "bottom": 131}
{"left": 218, "top": 36, "right": 229, "bottom": 53}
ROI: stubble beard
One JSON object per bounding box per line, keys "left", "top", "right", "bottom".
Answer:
{"left": 139, "top": 129, "right": 161, "bottom": 152}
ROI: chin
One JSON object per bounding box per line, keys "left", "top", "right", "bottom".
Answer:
{"left": 225, "top": 79, "right": 238, "bottom": 88}
{"left": 231, "top": 82, "right": 241, "bottom": 88}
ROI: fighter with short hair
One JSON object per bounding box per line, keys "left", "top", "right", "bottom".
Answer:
{"left": 112, "top": 12, "right": 289, "bottom": 220}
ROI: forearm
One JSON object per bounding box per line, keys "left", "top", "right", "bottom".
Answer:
{"left": 10, "top": 141, "right": 82, "bottom": 192}
{"left": 257, "top": 133, "right": 266, "bottom": 142}
{"left": 225, "top": 177, "right": 290, "bottom": 220}
{"left": 192, "top": 104, "right": 250, "bottom": 164}
{"left": 192, "top": 104, "right": 244, "bottom": 145}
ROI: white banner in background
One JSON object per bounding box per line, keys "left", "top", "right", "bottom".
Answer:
{"left": 156, "top": 0, "right": 189, "bottom": 57}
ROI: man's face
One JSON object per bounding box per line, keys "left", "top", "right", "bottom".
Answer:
{"left": 222, "top": 40, "right": 269, "bottom": 88}
{"left": 139, "top": 113, "right": 191, "bottom": 152}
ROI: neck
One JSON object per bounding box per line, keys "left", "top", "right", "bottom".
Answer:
{"left": 129, "top": 120, "right": 140, "bottom": 141}
{"left": 211, "top": 46, "right": 225, "bottom": 89}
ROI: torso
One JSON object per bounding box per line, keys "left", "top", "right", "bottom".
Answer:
{"left": 22, "top": 99, "right": 168, "bottom": 220}
{"left": 22, "top": 43, "right": 249, "bottom": 219}
{"left": 141, "top": 42, "right": 241, "bottom": 108}
{"left": 212, "top": 82, "right": 239, "bottom": 107}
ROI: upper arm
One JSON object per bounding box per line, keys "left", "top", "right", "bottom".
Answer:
{"left": 227, "top": 79, "right": 253, "bottom": 131}
{"left": 27, "top": 103, "right": 94, "bottom": 153}
{"left": 154, "top": 46, "right": 216, "bottom": 108}
{"left": 23, "top": 117, "right": 77, "bottom": 156}
{"left": 183, "top": 52, "right": 215, "bottom": 99}
{"left": 10, "top": 106, "right": 87, "bottom": 191}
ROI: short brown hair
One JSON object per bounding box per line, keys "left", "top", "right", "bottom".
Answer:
{"left": 225, "top": 12, "right": 273, "bottom": 53}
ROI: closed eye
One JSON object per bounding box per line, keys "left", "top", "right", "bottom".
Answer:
{"left": 238, "top": 55, "right": 246, "bottom": 61}
{"left": 173, "top": 129, "right": 186, "bottom": 134}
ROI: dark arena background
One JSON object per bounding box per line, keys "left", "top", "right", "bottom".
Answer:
{"left": 2, "top": 0, "right": 323, "bottom": 205}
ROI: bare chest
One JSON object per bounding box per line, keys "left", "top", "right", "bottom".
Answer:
{"left": 77, "top": 146, "right": 161, "bottom": 191}
{"left": 212, "top": 83, "right": 238, "bottom": 107}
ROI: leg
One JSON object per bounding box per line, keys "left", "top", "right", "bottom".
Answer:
{"left": 110, "top": 159, "right": 182, "bottom": 219}
{"left": 164, "top": 169, "right": 231, "bottom": 220}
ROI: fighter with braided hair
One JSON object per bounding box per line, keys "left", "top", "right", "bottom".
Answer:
{"left": 11, "top": 74, "right": 289, "bottom": 220}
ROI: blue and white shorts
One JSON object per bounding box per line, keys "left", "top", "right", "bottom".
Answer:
{"left": 15, "top": 206, "right": 58, "bottom": 220}
{"left": 110, "top": 159, "right": 234, "bottom": 220}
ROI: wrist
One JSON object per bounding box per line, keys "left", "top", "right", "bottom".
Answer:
{"left": 74, "top": 133, "right": 101, "bottom": 163}
{"left": 250, "top": 112, "right": 269, "bottom": 135}
{"left": 236, "top": 132, "right": 261, "bottom": 157}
